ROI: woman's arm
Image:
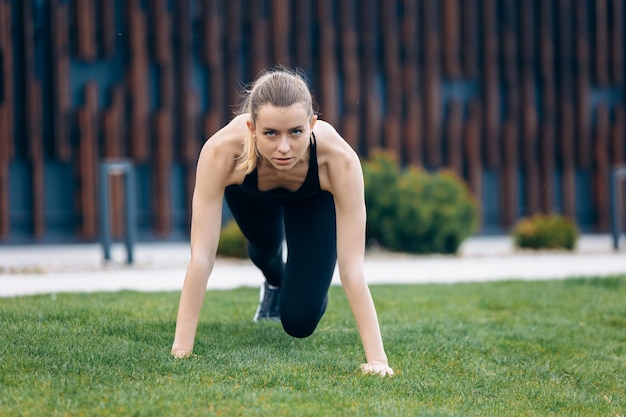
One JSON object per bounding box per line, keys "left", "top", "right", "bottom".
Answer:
{"left": 171, "top": 124, "right": 243, "bottom": 357}
{"left": 325, "top": 132, "right": 393, "bottom": 376}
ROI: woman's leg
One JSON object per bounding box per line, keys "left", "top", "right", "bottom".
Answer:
{"left": 280, "top": 191, "right": 337, "bottom": 338}
{"left": 224, "top": 186, "right": 285, "bottom": 287}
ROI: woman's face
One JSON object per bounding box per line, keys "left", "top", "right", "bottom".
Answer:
{"left": 249, "top": 103, "right": 317, "bottom": 171}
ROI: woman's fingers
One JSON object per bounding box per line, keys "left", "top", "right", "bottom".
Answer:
{"left": 360, "top": 363, "right": 394, "bottom": 377}
{"left": 171, "top": 348, "right": 193, "bottom": 359}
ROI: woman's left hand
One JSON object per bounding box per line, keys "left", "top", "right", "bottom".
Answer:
{"left": 360, "top": 362, "right": 394, "bottom": 377}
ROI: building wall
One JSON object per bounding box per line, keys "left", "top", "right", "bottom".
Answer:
{"left": 0, "top": 0, "right": 624, "bottom": 244}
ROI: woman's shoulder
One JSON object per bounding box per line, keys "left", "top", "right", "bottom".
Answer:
{"left": 314, "top": 120, "right": 359, "bottom": 164}
{"left": 313, "top": 120, "right": 362, "bottom": 191}
{"left": 200, "top": 114, "right": 247, "bottom": 156}
{"left": 196, "top": 115, "right": 249, "bottom": 184}
{"left": 204, "top": 114, "right": 248, "bottom": 145}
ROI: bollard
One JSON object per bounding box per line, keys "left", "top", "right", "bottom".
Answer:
{"left": 610, "top": 166, "right": 626, "bottom": 251}
{"left": 99, "top": 160, "right": 137, "bottom": 264}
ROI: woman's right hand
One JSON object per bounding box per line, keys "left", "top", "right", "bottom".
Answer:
{"left": 171, "top": 347, "right": 193, "bottom": 359}
{"left": 360, "top": 362, "right": 394, "bottom": 377}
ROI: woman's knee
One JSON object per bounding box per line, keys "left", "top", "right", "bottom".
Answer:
{"left": 281, "top": 315, "right": 319, "bottom": 338}
{"left": 279, "top": 299, "right": 327, "bottom": 338}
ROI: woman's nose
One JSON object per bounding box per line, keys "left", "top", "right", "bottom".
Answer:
{"left": 277, "top": 136, "right": 290, "bottom": 152}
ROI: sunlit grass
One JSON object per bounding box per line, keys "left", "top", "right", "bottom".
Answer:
{"left": 1, "top": 276, "right": 625, "bottom": 416}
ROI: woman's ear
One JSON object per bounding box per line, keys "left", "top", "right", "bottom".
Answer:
{"left": 310, "top": 115, "right": 318, "bottom": 131}
{"left": 246, "top": 119, "right": 255, "bottom": 135}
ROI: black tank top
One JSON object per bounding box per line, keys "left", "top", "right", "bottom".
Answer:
{"left": 239, "top": 133, "right": 322, "bottom": 205}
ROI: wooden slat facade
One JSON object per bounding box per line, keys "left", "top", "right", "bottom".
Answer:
{"left": 0, "top": 0, "right": 624, "bottom": 243}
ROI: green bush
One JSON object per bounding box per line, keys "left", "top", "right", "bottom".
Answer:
{"left": 217, "top": 219, "right": 248, "bottom": 259}
{"left": 362, "top": 151, "right": 480, "bottom": 254}
{"left": 512, "top": 214, "right": 579, "bottom": 250}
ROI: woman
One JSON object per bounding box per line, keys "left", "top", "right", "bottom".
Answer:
{"left": 171, "top": 68, "right": 393, "bottom": 377}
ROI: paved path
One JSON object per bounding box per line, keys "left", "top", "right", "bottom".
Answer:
{"left": 1, "top": 235, "right": 624, "bottom": 297}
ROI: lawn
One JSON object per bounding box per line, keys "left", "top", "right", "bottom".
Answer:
{"left": 1, "top": 276, "right": 625, "bottom": 416}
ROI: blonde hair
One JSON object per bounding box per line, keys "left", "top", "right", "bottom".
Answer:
{"left": 235, "top": 68, "right": 315, "bottom": 174}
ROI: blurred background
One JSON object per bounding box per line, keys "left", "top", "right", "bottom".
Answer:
{"left": 0, "top": 0, "right": 624, "bottom": 244}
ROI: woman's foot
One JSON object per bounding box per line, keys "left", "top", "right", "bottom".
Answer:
{"left": 253, "top": 281, "right": 281, "bottom": 322}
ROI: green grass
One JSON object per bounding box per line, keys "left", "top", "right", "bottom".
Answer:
{"left": 1, "top": 276, "right": 625, "bottom": 417}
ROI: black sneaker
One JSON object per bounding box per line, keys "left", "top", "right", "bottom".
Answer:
{"left": 253, "top": 281, "right": 281, "bottom": 322}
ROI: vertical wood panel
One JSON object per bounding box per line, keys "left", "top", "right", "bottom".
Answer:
{"left": 609, "top": 0, "right": 624, "bottom": 85}
{"left": 442, "top": 0, "right": 461, "bottom": 78}
{"left": 482, "top": 0, "right": 499, "bottom": 168}
{"left": 613, "top": 105, "right": 626, "bottom": 233}
{"left": 540, "top": 123, "right": 556, "bottom": 214}
{"left": 501, "top": 121, "right": 518, "bottom": 227}
{"left": 202, "top": 0, "right": 226, "bottom": 137}
{"left": 74, "top": 0, "right": 97, "bottom": 60}
{"left": 225, "top": 0, "right": 243, "bottom": 107}
{"left": 176, "top": 0, "right": 197, "bottom": 163}
{"left": 520, "top": 0, "right": 540, "bottom": 216}
{"left": 176, "top": 0, "right": 199, "bottom": 222}
{"left": 539, "top": 0, "right": 556, "bottom": 214}
{"left": 360, "top": 0, "right": 382, "bottom": 153}
{"left": 557, "top": 0, "right": 576, "bottom": 219}
{"left": 0, "top": 160, "right": 8, "bottom": 238}
{"left": 51, "top": 0, "right": 72, "bottom": 161}
{"left": 77, "top": 82, "right": 99, "bottom": 238}
{"left": 0, "top": 0, "right": 13, "bottom": 161}
{"left": 612, "top": 106, "right": 625, "bottom": 164}
{"left": 98, "top": 0, "right": 116, "bottom": 57}
{"left": 500, "top": 0, "right": 519, "bottom": 227}
{"left": 127, "top": 0, "right": 149, "bottom": 161}
{"left": 382, "top": 0, "right": 402, "bottom": 156}
{"left": 293, "top": 1, "right": 312, "bottom": 70}
{"left": 152, "top": 0, "right": 173, "bottom": 236}
{"left": 250, "top": 0, "right": 269, "bottom": 76}
{"left": 153, "top": 109, "right": 172, "bottom": 236}
{"left": 22, "top": 0, "right": 45, "bottom": 238}
{"left": 446, "top": 100, "right": 463, "bottom": 176}
{"left": 318, "top": 0, "right": 338, "bottom": 126}
{"left": 575, "top": 0, "right": 592, "bottom": 168}
{"left": 423, "top": 0, "right": 442, "bottom": 166}
{"left": 103, "top": 85, "right": 125, "bottom": 238}
{"left": 103, "top": 86, "right": 124, "bottom": 159}
{"left": 465, "top": 100, "right": 483, "bottom": 224}
{"left": 401, "top": 0, "right": 422, "bottom": 166}
{"left": 593, "top": 0, "right": 609, "bottom": 86}
{"left": 272, "top": 0, "right": 290, "bottom": 65}
{"left": 339, "top": 0, "right": 361, "bottom": 150}
{"left": 593, "top": 103, "right": 610, "bottom": 231}
{"left": 461, "top": 0, "right": 479, "bottom": 77}
{"left": 522, "top": 106, "right": 540, "bottom": 216}
{"left": 560, "top": 100, "right": 576, "bottom": 218}
{"left": 0, "top": 0, "right": 10, "bottom": 238}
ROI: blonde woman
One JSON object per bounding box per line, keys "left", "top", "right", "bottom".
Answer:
{"left": 171, "top": 68, "right": 393, "bottom": 377}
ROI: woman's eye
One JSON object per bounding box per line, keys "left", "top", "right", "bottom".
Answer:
{"left": 291, "top": 129, "right": 303, "bottom": 135}
{"left": 264, "top": 131, "right": 276, "bottom": 137}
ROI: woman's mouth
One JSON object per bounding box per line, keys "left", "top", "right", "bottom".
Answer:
{"left": 274, "top": 157, "right": 292, "bottom": 165}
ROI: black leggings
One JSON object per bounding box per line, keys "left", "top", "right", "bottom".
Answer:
{"left": 224, "top": 185, "right": 337, "bottom": 338}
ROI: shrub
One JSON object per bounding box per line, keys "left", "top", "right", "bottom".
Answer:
{"left": 362, "top": 151, "right": 480, "bottom": 254}
{"left": 512, "top": 214, "right": 579, "bottom": 250}
{"left": 217, "top": 219, "right": 248, "bottom": 259}
{"left": 361, "top": 151, "right": 403, "bottom": 244}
